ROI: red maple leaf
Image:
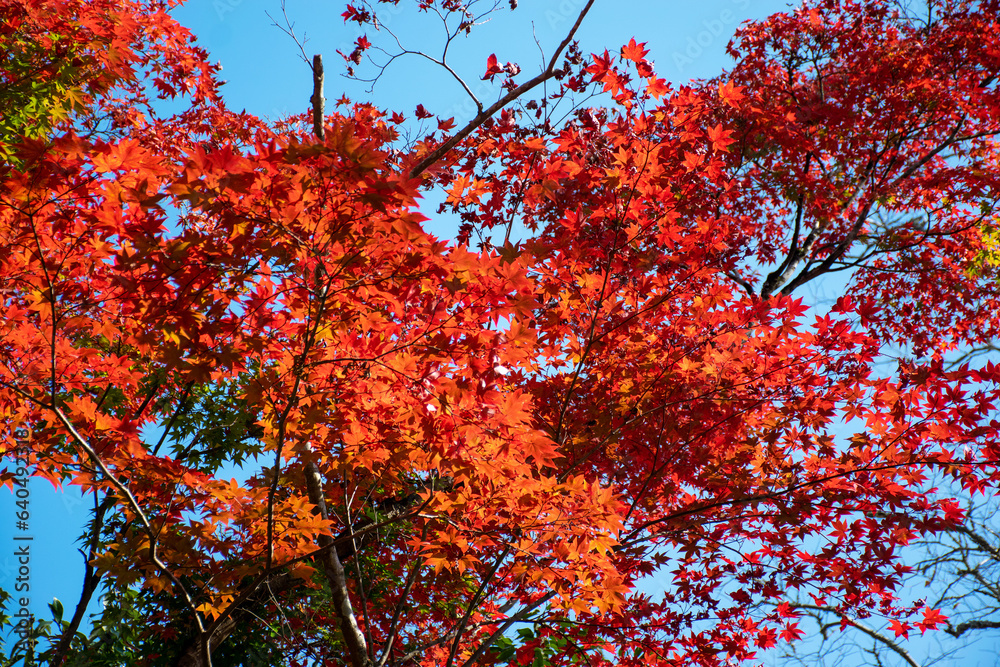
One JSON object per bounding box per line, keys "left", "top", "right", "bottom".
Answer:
{"left": 621, "top": 38, "right": 648, "bottom": 63}
{"left": 482, "top": 53, "right": 503, "bottom": 81}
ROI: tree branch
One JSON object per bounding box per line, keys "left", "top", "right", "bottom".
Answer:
{"left": 304, "top": 460, "right": 372, "bottom": 667}
{"left": 794, "top": 604, "right": 922, "bottom": 667}
{"left": 51, "top": 406, "right": 212, "bottom": 667}
{"left": 407, "top": 0, "right": 595, "bottom": 178}
{"left": 312, "top": 54, "right": 325, "bottom": 140}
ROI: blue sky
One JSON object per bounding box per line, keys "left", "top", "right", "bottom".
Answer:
{"left": 1, "top": 0, "right": 800, "bottom": 655}
{"left": 176, "top": 0, "right": 792, "bottom": 124}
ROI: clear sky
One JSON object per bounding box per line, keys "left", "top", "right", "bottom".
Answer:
{"left": 1, "top": 0, "right": 800, "bottom": 656}
{"left": 173, "top": 0, "right": 794, "bottom": 126}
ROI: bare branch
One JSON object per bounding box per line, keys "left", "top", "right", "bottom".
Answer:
{"left": 793, "top": 604, "right": 923, "bottom": 667}
{"left": 408, "top": 0, "right": 596, "bottom": 178}
{"left": 312, "top": 54, "right": 325, "bottom": 140}
{"left": 304, "top": 460, "right": 372, "bottom": 667}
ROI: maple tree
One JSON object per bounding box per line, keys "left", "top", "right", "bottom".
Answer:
{"left": 1, "top": 0, "right": 1000, "bottom": 666}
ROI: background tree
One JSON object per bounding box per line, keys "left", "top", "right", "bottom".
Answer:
{"left": 2, "top": 1, "right": 1000, "bottom": 667}
{"left": 767, "top": 483, "right": 1000, "bottom": 667}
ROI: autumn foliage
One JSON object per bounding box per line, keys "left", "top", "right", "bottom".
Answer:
{"left": 2, "top": 0, "right": 1000, "bottom": 665}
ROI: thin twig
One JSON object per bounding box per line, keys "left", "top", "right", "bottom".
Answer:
{"left": 408, "top": 0, "right": 596, "bottom": 178}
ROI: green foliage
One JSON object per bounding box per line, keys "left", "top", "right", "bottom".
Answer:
{"left": 0, "top": 586, "right": 287, "bottom": 667}
{"left": 0, "top": 29, "right": 91, "bottom": 161}
{"left": 166, "top": 373, "right": 267, "bottom": 475}
{"left": 0, "top": 593, "right": 86, "bottom": 667}
{"left": 486, "top": 625, "right": 597, "bottom": 667}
